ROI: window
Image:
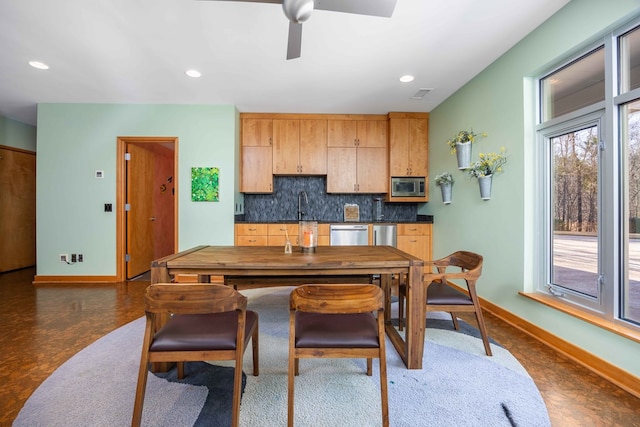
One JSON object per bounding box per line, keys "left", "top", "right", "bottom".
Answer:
{"left": 537, "top": 20, "right": 640, "bottom": 329}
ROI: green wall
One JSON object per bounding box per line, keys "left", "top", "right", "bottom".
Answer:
{"left": 36, "top": 104, "right": 239, "bottom": 276}
{"left": 423, "top": 0, "right": 640, "bottom": 378}
{"left": 0, "top": 115, "right": 36, "bottom": 151}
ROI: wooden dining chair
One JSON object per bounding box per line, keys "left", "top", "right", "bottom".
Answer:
{"left": 398, "top": 251, "right": 492, "bottom": 356}
{"left": 131, "top": 283, "right": 259, "bottom": 427}
{"left": 288, "top": 284, "right": 389, "bottom": 427}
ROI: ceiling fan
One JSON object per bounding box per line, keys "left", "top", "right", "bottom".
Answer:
{"left": 200, "top": 0, "right": 397, "bottom": 60}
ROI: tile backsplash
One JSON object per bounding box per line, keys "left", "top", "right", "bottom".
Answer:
{"left": 243, "top": 176, "right": 418, "bottom": 222}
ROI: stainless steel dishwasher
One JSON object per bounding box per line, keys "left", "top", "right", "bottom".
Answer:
{"left": 329, "top": 224, "right": 369, "bottom": 246}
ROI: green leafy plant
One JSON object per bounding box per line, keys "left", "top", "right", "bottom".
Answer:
{"left": 447, "top": 129, "right": 487, "bottom": 154}
{"left": 467, "top": 148, "right": 508, "bottom": 178}
{"left": 434, "top": 172, "right": 455, "bottom": 186}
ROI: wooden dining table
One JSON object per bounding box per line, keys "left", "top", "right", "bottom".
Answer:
{"left": 150, "top": 245, "right": 426, "bottom": 369}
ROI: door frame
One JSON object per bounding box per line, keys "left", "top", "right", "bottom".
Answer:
{"left": 116, "top": 136, "right": 179, "bottom": 282}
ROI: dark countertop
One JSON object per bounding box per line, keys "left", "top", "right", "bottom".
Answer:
{"left": 235, "top": 215, "right": 433, "bottom": 224}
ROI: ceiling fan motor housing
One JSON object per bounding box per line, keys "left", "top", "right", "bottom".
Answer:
{"left": 282, "top": 0, "right": 314, "bottom": 23}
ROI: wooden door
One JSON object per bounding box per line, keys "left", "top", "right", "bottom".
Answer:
{"left": 327, "top": 120, "right": 357, "bottom": 147}
{"left": 357, "top": 120, "right": 388, "bottom": 148}
{"left": 408, "top": 118, "right": 429, "bottom": 176}
{"left": 357, "top": 147, "right": 388, "bottom": 193}
{"left": 0, "top": 146, "right": 35, "bottom": 272}
{"left": 299, "top": 119, "right": 327, "bottom": 174}
{"left": 241, "top": 146, "right": 273, "bottom": 192}
{"left": 327, "top": 147, "right": 357, "bottom": 192}
{"left": 389, "top": 118, "right": 410, "bottom": 176}
{"left": 272, "top": 119, "right": 300, "bottom": 174}
{"left": 126, "top": 144, "right": 156, "bottom": 278}
{"left": 242, "top": 119, "right": 273, "bottom": 146}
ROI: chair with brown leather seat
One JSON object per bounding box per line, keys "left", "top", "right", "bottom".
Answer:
{"left": 288, "top": 284, "right": 389, "bottom": 427}
{"left": 398, "top": 251, "right": 492, "bottom": 356}
{"left": 132, "top": 283, "right": 259, "bottom": 427}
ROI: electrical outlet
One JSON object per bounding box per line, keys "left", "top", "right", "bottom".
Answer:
{"left": 71, "top": 254, "right": 77, "bottom": 263}
{"left": 78, "top": 254, "right": 83, "bottom": 262}
{"left": 59, "top": 254, "right": 68, "bottom": 263}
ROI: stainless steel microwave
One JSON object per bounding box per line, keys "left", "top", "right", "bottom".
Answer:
{"left": 391, "top": 177, "right": 425, "bottom": 197}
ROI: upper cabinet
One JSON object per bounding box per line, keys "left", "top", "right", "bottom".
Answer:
{"left": 240, "top": 113, "right": 424, "bottom": 200}
{"left": 388, "top": 112, "right": 429, "bottom": 177}
{"left": 387, "top": 112, "right": 429, "bottom": 202}
{"left": 241, "top": 118, "right": 273, "bottom": 193}
{"left": 326, "top": 117, "right": 388, "bottom": 193}
{"left": 273, "top": 119, "right": 327, "bottom": 175}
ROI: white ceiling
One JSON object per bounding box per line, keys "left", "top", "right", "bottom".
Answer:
{"left": 0, "top": 0, "right": 570, "bottom": 126}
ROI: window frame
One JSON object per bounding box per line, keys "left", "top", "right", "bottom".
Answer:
{"left": 534, "top": 30, "right": 630, "bottom": 326}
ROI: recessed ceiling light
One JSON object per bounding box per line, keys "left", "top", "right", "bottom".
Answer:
{"left": 185, "top": 69, "right": 202, "bottom": 78}
{"left": 399, "top": 75, "right": 414, "bottom": 83}
{"left": 29, "top": 61, "right": 49, "bottom": 70}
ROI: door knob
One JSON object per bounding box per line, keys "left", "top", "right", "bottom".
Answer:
{"left": 149, "top": 217, "right": 156, "bottom": 221}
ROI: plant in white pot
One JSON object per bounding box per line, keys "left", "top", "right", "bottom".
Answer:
{"left": 467, "top": 148, "right": 508, "bottom": 201}
{"left": 434, "top": 172, "right": 455, "bottom": 204}
{"left": 447, "top": 129, "right": 487, "bottom": 170}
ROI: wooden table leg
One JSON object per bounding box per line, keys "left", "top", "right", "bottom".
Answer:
{"left": 405, "top": 263, "right": 425, "bottom": 369}
{"left": 381, "top": 274, "right": 392, "bottom": 321}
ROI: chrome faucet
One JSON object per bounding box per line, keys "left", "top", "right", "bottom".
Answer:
{"left": 298, "top": 191, "right": 308, "bottom": 221}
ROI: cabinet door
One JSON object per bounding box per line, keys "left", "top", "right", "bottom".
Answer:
{"left": 397, "top": 235, "right": 431, "bottom": 263}
{"left": 242, "top": 119, "right": 273, "bottom": 147}
{"left": 241, "top": 146, "right": 273, "bottom": 193}
{"left": 300, "top": 119, "right": 327, "bottom": 174}
{"left": 357, "top": 120, "right": 388, "bottom": 148}
{"left": 397, "top": 224, "right": 432, "bottom": 262}
{"left": 327, "top": 120, "right": 357, "bottom": 147}
{"left": 327, "top": 147, "right": 357, "bottom": 193}
{"left": 389, "top": 118, "right": 410, "bottom": 176}
{"left": 357, "top": 147, "right": 388, "bottom": 193}
{"left": 408, "top": 118, "right": 428, "bottom": 176}
{"left": 272, "top": 119, "right": 300, "bottom": 174}
{"left": 389, "top": 116, "right": 428, "bottom": 177}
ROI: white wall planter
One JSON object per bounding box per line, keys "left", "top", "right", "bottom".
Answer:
{"left": 455, "top": 141, "right": 472, "bottom": 169}
{"left": 439, "top": 183, "right": 453, "bottom": 204}
{"left": 478, "top": 175, "right": 492, "bottom": 200}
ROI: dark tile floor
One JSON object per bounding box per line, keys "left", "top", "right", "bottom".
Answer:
{"left": 1, "top": 267, "right": 638, "bottom": 426}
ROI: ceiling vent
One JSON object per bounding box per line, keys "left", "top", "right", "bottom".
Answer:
{"left": 410, "top": 88, "right": 432, "bottom": 100}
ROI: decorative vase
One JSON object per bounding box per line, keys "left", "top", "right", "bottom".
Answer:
{"left": 455, "top": 141, "right": 472, "bottom": 170}
{"left": 478, "top": 175, "right": 492, "bottom": 200}
{"left": 440, "top": 183, "right": 453, "bottom": 204}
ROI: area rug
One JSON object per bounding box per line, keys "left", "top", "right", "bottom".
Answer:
{"left": 14, "top": 286, "right": 550, "bottom": 427}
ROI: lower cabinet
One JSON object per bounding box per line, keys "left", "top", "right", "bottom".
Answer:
{"left": 236, "top": 223, "right": 330, "bottom": 247}
{"left": 397, "top": 223, "right": 432, "bottom": 263}
{"left": 235, "top": 223, "right": 268, "bottom": 246}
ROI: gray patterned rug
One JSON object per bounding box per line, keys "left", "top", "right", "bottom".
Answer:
{"left": 14, "top": 286, "right": 550, "bottom": 427}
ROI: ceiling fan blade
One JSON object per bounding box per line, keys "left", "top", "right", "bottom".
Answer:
{"left": 197, "top": 0, "right": 282, "bottom": 4}
{"left": 314, "top": 0, "right": 396, "bottom": 17}
{"left": 286, "top": 21, "right": 303, "bottom": 60}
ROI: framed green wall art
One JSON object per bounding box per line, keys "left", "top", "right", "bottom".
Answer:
{"left": 191, "top": 167, "right": 220, "bottom": 202}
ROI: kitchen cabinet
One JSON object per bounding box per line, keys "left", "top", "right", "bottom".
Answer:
{"left": 273, "top": 119, "right": 327, "bottom": 175}
{"left": 235, "top": 222, "right": 327, "bottom": 247}
{"left": 241, "top": 118, "right": 273, "bottom": 193}
{"left": 267, "top": 223, "right": 299, "bottom": 246}
{"left": 235, "top": 223, "right": 268, "bottom": 246}
{"left": 327, "top": 117, "right": 388, "bottom": 193}
{"left": 388, "top": 112, "right": 429, "bottom": 177}
{"left": 387, "top": 112, "right": 429, "bottom": 202}
{"left": 397, "top": 223, "right": 432, "bottom": 263}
